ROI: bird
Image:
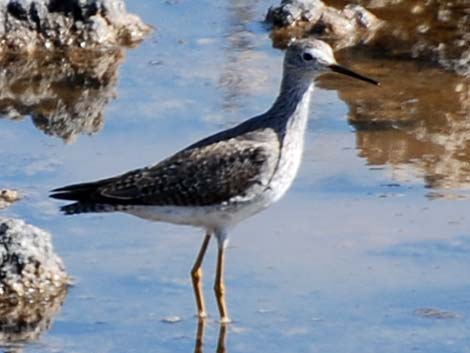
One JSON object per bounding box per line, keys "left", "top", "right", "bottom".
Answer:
{"left": 50, "top": 38, "right": 379, "bottom": 323}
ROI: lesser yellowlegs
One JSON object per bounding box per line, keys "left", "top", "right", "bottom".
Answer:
{"left": 51, "top": 38, "right": 378, "bottom": 323}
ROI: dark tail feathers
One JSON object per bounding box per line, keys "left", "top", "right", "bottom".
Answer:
{"left": 50, "top": 177, "right": 117, "bottom": 202}
{"left": 50, "top": 178, "right": 118, "bottom": 215}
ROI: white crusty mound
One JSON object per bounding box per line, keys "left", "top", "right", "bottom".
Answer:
{"left": 0, "top": 0, "right": 151, "bottom": 53}
{"left": 0, "top": 217, "right": 69, "bottom": 300}
{"left": 266, "top": 0, "right": 382, "bottom": 49}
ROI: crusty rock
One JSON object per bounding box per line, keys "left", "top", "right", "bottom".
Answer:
{"left": 0, "top": 190, "right": 20, "bottom": 210}
{"left": 315, "top": 4, "right": 382, "bottom": 38}
{"left": 0, "top": 217, "right": 69, "bottom": 300}
{"left": 266, "top": 0, "right": 325, "bottom": 27}
{"left": 0, "top": 218, "right": 68, "bottom": 347}
{"left": 0, "top": 0, "right": 151, "bottom": 53}
{"left": 266, "top": 0, "right": 383, "bottom": 49}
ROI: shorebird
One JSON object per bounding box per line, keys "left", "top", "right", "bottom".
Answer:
{"left": 50, "top": 38, "right": 378, "bottom": 323}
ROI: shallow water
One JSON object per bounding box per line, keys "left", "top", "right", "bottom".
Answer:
{"left": 1, "top": 1, "right": 470, "bottom": 352}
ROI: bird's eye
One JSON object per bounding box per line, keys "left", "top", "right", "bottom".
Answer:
{"left": 302, "top": 52, "right": 314, "bottom": 61}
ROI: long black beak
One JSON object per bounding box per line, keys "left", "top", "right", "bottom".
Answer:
{"left": 329, "top": 64, "right": 379, "bottom": 86}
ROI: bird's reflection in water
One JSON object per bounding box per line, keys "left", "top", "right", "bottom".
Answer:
{"left": 194, "top": 320, "right": 228, "bottom": 353}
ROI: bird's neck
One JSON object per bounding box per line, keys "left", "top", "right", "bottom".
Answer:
{"left": 266, "top": 71, "right": 314, "bottom": 132}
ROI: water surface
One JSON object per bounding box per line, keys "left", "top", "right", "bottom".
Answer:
{"left": 1, "top": 1, "right": 469, "bottom": 352}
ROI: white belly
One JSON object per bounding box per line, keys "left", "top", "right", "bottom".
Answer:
{"left": 124, "top": 195, "right": 271, "bottom": 233}
{"left": 125, "top": 141, "right": 304, "bottom": 233}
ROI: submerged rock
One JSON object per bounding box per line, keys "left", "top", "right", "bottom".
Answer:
{"left": 414, "top": 308, "right": 461, "bottom": 320}
{"left": 0, "top": 0, "right": 151, "bottom": 53}
{"left": 161, "top": 315, "right": 182, "bottom": 324}
{"left": 0, "top": 218, "right": 69, "bottom": 300}
{"left": 0, "top": 190, "right": 21, "bottom": 210}
{"left": 0, "top": 48, "right": 123, "bottom": 143}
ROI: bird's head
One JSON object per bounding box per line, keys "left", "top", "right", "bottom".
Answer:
{"left": 284, "top": 38, "right": 379, "bottom": 86}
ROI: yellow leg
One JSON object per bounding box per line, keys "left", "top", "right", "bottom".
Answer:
{"left": 191, "top": 233, "right": 211, "bottom": 319}
{"left": 214, "top": 247, "right": 230, "bottom": 323}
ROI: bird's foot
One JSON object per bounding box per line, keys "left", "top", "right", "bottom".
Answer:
{"left": 219, "top": 316, "right": 231, "bottom": 324}
{"left": 197, "top": 311, "right": 208, "bottom": 320}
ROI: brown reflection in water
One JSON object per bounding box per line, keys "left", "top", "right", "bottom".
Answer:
{"left": 194, "top": 320, "right": 228, "bottom": 353}
{"left": 318, "top": 49, "right": 470, "bottom": 192}
{"left": 0, "top": 49, "right": 124, "bottom": 143}
{"left": 324, "top": 0, "right": 470, "bottom": 76}
{"left": 0, "top": 287, "right": 68, "bottom": 352}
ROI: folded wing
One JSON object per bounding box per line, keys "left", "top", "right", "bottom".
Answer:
{"left": 51, "top": 138, "right": 275, "bottom": 209}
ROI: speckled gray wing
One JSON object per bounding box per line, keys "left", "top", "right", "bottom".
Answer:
{"left": 52, "top": 138, "right": 277, "bottom": 208}
{"left": 104, "top": 140, "right": 274, "bottom": 206}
